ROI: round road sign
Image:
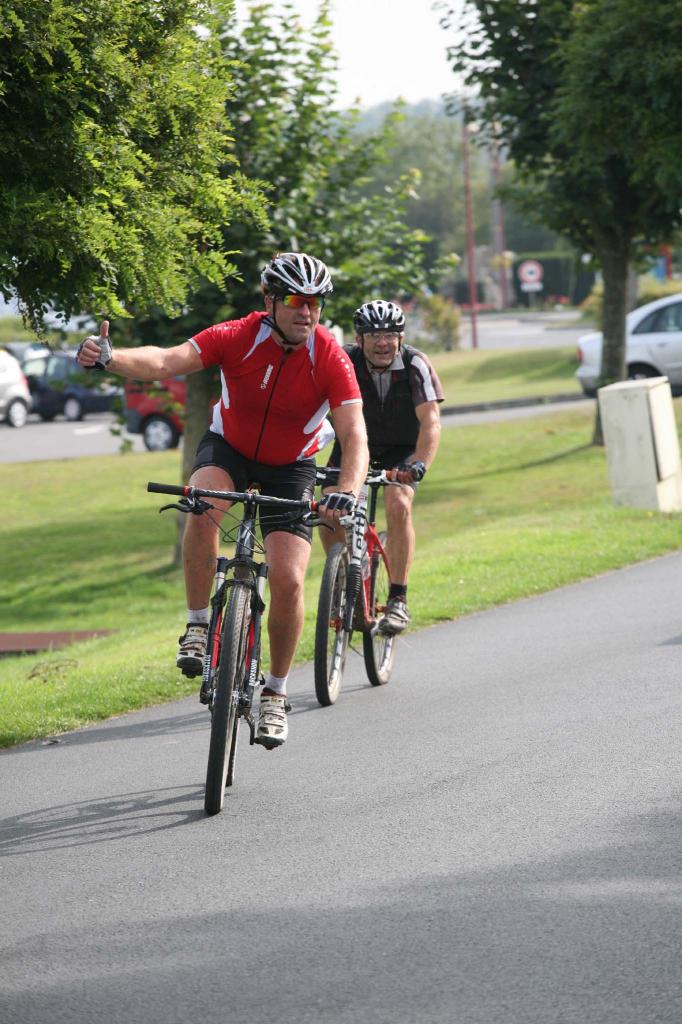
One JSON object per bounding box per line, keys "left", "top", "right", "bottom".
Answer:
{"left": 518, "top": 259, "right": 543, "bottom": 284}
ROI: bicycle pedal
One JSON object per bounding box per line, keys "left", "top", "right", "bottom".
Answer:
{"left": 179, "top": 664, "right": 202, "bottom": 678}
{"left": 254, "top": 736, "right": 283, "bottom": 751}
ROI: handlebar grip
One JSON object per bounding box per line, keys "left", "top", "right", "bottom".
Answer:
{"left": 147, "top": 482, "right": 189, "bottom": 496}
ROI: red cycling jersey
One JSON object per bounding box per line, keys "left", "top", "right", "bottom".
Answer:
{"left": 189, "top": 311, "right": 361, "bottom": 465}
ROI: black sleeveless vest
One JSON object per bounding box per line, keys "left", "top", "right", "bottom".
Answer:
{"left": 347, "top": 345, "right": 421, "bottom": 449}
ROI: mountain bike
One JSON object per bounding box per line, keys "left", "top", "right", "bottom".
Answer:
{"left": 148, "top": 481, "right": 319, "bottom": 817}
{"left": 314, "top": 467, "right": 399, "bottom": 706}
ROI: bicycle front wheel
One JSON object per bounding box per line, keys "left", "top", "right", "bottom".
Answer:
{"left": 314, "top": 542, "right": 351, "bottom": 706}
{"left": 363, "top": 530, "right": 395, "bottom": 687}
{"left": 205, "top": 584, "right": 251, "bottom": 815}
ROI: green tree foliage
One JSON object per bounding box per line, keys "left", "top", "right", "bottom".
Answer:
{"left": 0, "top": 0, "right": 263, "bottom": 332}
{"left": 221, "top": 0, "right": 431, "bottom": 328}
{"left": 438, "top": 0, "right": 682, "bottom": 436}
{"left": 355, "top": 103, "right": 561, "bottom": 271}
{"left": 130, "top": 0, "right": 432, "bottom": 341}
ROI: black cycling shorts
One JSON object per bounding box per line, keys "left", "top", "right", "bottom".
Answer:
{"left": 192, "top": 430, "right": 317, "bottom": 542}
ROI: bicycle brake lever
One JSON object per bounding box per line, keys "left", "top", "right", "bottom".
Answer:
{"left": 159, "top": 497, "right": 213, "bottom": 515}
{"left": 302, "top": 515, "right": 332, "bottom": 531}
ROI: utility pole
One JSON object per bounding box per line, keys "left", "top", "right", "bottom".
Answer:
{"left": 462, "top": 109, "right": 478, "bottom": 349}
{"left": 490, "top": 136, "right": 510, "bottom": 309}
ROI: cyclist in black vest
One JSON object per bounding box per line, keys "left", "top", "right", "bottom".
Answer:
{"left": 322, "top": 299, "right": 444, "bottom": 634}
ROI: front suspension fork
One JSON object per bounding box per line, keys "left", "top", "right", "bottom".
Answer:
{"left": 243, "top": 564, "right": 268, "bottom": 743}
{"left": 199, "top": 557, "right": 230, "bottom": 704}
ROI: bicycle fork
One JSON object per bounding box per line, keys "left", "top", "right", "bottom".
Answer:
{"left": 199, "top": 556, "right": 230, "bottom": 705}
{"left": 243, "top": 564, "right": 268, "bottom": 745}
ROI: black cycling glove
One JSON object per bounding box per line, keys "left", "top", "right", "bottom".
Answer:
{"left": 76, "top": 335, "right": 113, "bottom": 371}
{"left": 319, "top": 491, "right": 357, "bottom": 514}
{"left": 395, "top": 460, "right": 426, "bottom": 483}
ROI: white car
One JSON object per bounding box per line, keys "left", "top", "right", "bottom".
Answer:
{"left": 0, "top": 348, "right": 31, "bottom": 427}
{"left": 576, "top": 293, "right": 682, "bottom": 396}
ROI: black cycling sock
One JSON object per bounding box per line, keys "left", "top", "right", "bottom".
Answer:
{"left": 389, "top": 584, "right": 407, "bottom": 601}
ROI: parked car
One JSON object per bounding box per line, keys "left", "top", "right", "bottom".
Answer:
{"left": 0, "top": 348, "right": 31, "bottom": 427}
{"left": 3, "top": 341, "right": 51, "bottom": 364}
{"left": 21, "top": 351, "right": 122, "bottom": 421}
{"left": 123, "top": 377, "right": 185, "bottom": 450}
{"left": 576, "top": 293, "right": 682, "bottom": 396}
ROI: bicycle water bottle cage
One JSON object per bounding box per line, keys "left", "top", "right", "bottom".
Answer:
{"left": 159, "top": 496, "right": 213, "bottom": 516}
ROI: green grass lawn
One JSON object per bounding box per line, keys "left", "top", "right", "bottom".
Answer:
{"left": 2, "top": 402, "right": 682, "bottom": 747}
{"left": 430, "top": 346, "right": 582, "bottom": 405}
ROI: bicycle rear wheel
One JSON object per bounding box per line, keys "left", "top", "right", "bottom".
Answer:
{"left": 314, "top": 542, "right": 351, "bottom": 706}
{"left": 362, "top": 530, "right": 395, "bottom": 686}
{"left": 205, "top": 584, "right": 251, "bottom": 815}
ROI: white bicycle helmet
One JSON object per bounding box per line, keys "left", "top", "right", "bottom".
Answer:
{"left": 261, "top": 252, "right": 333, "bottom": 297}
{"left": 353, "top": 299, "right": 406, "bottom": 334}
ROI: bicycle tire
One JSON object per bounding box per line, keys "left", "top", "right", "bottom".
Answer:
{"left": 205, "top": 584, "right": 251, "bottom": 815}
{"left": 362, "top": 530, "right": 395, "bottom": 686}
{"left": 314, "top": 542, "right": 350, "bottom": 706}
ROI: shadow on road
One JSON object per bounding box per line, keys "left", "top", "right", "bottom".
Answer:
{"left": 11, "top": 709, "right": 208, "bottom": 750}
{"left": 0, "top": 785, "right": 206, "bottom": 856}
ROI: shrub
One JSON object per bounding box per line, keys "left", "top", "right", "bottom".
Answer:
{"left": 418, "top": 295, "right": 461, "bottom": 351}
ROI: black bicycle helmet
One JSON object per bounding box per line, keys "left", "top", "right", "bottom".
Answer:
{"left": 353, "top": 299, "right": 406, "bottom": 334}
{"left": 261, "top": 252, "right": 333, "bottom": 297}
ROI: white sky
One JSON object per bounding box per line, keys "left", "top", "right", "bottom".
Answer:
{"left": 235, "top": 0, "right": 457, "bottom": 109}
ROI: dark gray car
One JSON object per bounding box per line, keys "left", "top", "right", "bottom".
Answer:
{"left": 21, "top": 352, "right": 122, "bottom": 421}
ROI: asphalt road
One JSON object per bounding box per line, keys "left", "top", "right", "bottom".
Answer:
{"left": 460, "top": 310, "right": 586, "bottom": 350}
{"left": 0, "top": 412, "right": 148, "bottom": 462}
{"left": 3, "top": 552, "right": 682, "bottom": 1023}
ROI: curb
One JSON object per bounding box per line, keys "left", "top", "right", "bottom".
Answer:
{"left": 441, "top": 392, "right": 592, "bottom": 416}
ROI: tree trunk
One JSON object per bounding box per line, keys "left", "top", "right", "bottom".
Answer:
{"left": 592, "top": 240, "right": 630, "bottom": 445}
{"left": 172, "top": 368, "right": 213, "bottom": 567}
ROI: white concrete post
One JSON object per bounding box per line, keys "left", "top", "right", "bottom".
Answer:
{"left": 598, "top": 377, "right": 682, "bottom": 512}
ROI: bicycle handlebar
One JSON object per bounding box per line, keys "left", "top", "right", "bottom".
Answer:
{"left": 147, "top": 481, "right": 318, "bottom": 512}
{"left": 315, "top": 467, "right": 398, "bottom": 488}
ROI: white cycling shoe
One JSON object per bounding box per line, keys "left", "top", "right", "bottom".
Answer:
{"left": 256, "top": 693, "right": 289, "bottom": 750}
{"left": 378, "top": 598, "right": 410, "bottom": 635}
{"left": 177, "top": 623, "right": 208, "bottom": 677}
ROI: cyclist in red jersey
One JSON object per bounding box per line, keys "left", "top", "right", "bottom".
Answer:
{"left": 77, "top": 253, "right": 369, "bottom": 748}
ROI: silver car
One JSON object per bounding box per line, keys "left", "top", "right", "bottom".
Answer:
{"left": 0, "top": 348, "right": 31, "bottom": 427}
{"left": 576, "top": 293, "right": 682, "bottom": 396}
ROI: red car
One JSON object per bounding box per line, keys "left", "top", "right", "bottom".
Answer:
{"left": 124, "top": 377, "right": 185, "bottom": 450}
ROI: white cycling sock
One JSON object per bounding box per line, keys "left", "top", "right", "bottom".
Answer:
{"left": 187, "top": 607, "right": 210, "bottom": 626}
{"left": 263, "top": 673, "right": 288, "bottom": 696}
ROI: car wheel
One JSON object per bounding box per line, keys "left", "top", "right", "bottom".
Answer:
{"left": 627, "top": 363, "right": 659, "bottom": 381}
{"left": 64, "top": 396, "right": 84, "bottom": 421}
{"left": 6, "top": 399, "right": 29, "bottom": 428}
{"left": 143, "top": 415, "right": 180, "bottom": 451}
